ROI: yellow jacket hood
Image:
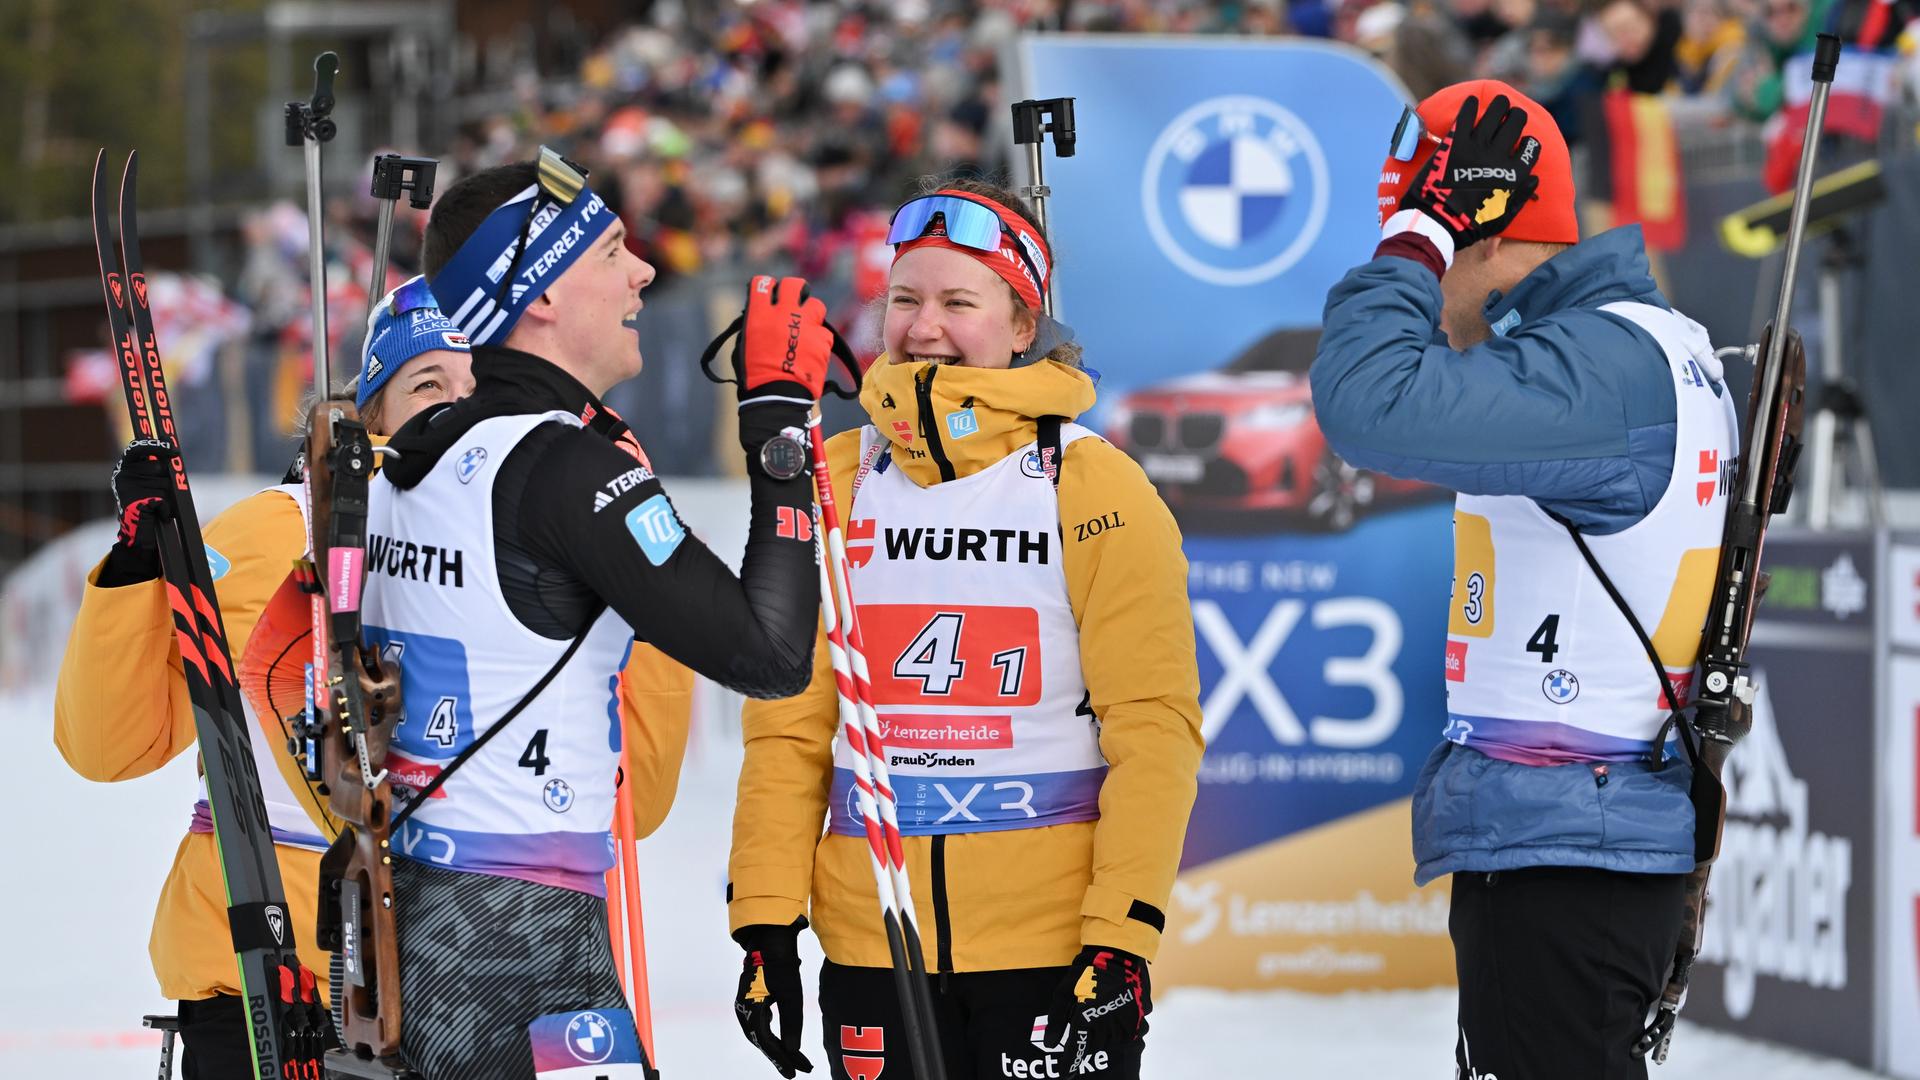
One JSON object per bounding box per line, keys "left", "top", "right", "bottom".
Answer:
{"left": 859, "top": 357, "right": 1097, "bottom": 486}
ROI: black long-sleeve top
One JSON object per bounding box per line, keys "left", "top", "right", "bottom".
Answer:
{"left": 383, "top": 347, "right": 817, "bottom": 699}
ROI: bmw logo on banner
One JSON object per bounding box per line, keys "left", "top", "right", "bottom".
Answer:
{"left": 1143, "top": 95, "right": 1330, "bottom": 286}
{"left": 1013, "top": 37, "right": 1408, "bottom": 394}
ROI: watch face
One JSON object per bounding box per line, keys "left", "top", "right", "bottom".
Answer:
{"left": 760, "top": 433, "right": 808, "bottom": 481}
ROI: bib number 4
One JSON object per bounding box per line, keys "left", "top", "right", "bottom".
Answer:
{"left": 893, "top": 612, "right": 967, "bottom": 694}
{"left": 1526, "top": 614, "right": 1562, "bottom": 663}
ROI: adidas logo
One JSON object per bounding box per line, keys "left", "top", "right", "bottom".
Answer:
{"left": 591, "top": 464, "right": 656, "bottom": 512}
{"left": 366, "top": 355, "right": 385, "bottom": 381}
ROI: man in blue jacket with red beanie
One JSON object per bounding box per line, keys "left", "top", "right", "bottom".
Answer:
{"left": 1311, "top": 80, "right": 1739, "bottom": 1080}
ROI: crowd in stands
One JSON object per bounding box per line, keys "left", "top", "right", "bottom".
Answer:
{"left": 104, "top": 0, "right": 1920, "bottom": 476}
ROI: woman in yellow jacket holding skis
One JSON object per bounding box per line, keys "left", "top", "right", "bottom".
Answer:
{"left": 55, "top": 278, "right": 694, "bottom": 1079}
{"left": 728, "top": 180, "right": 1204, "bottom": 1080}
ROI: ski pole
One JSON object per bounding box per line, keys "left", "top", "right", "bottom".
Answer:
{"left": 1010, "top": 98, "right": 1076, "bottom": 318}
{"left": 611, "top": 760, "right": 660, "bottom": 1077}
{"left": 808, "top": 416, "right": 948, "bottom": 1080}
{"left": 285, "top": 51, "right": 338, "bottom": 395}
{"left": 363, "top": 154, "right": 439, "bottom": 327}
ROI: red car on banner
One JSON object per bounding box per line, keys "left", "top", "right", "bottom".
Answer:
{"left": 1104, "top": 326, "right": 1434, "bottom": 531}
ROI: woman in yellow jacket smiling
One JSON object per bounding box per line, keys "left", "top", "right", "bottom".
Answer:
{"left": 728, "top": 180, "right": 1203, "bottom": 1080}
{"left": 55, "top": 278, "right": 694, "bottom": 1079}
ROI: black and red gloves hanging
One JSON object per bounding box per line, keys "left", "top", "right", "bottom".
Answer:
{"left": 101, "top": 438, "right": 178, "bottom": 586}
{"left": 1400, "top": 94, "right": 1543, "bottom": 251}
{"left": 1042, "top": 945, "right": 1152, "bottom": 1066}
{"left": 734, "top": 920, "right": 815, "bottom": 1078}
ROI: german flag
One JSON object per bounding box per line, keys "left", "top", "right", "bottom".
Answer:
{"left": 1602, "top": 87, "right": 1688, "bottom": 251}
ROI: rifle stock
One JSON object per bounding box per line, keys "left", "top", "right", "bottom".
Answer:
{"left": 305, "top": 399, "right": 408, "bottom": 1065}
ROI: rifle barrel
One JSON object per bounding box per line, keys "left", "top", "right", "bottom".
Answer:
{"left": 1746, "top": 33, "right": 1839, "bottom": 509}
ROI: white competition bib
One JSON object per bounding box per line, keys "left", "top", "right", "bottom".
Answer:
{"left": 1444, "top": 302, "right": 1740, "bottom": 763}
{"left": 829, "top": 425, "right": 1106, "bottom": 836}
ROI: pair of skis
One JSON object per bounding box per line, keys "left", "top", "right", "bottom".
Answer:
{"left": 90, "top": 148, "right": 326, "bottom": 1079}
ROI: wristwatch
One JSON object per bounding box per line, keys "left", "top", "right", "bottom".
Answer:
{"left": 758, "top": 428, "right": 809, "bottom": 481}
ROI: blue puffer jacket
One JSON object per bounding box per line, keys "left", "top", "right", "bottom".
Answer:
{"left": 1311, "top": 226, "right": 1704, "bottom": 884}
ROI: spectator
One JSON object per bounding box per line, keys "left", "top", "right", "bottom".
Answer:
{"left": 1726, "top": 0, "right": 1830, "bottom": 120}
{"left": 1526, "top": 10, "right": 1603, "bottom": 143}
{"left": 1390, "top": 0, "right": 1477, "bottom": 97}
{"left": 1596, "top": 0, "right": 1686, "bottom": 93}
{"left": 1675, "top": 0, "right": 1748, "bottom": 93}
{"left": 1483, "top": 0, "right": 1542, "bottom": 81}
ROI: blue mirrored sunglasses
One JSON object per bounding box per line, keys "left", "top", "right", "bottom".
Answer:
{"left": 1388, "top": 105, "right": 1437, "bottom": 162}
{"left": 886, "top": 193, "right": 1045, "bottom": 295}
{"left": 887, "top": 194, "right": 1009, "bottom": 252}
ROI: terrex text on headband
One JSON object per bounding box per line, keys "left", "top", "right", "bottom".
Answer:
{"left": 428, "top": 147, "right": 613, "bottom": 346}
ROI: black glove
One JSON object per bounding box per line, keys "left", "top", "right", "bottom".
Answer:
{"left": 1041, "top": 945, "right": 1151, "bottom": 1066}
{"left": 734, "top": 920, "right": 813, "bottom": 1077}
{"left": 1398, "top": 94, "right": 1542, "bottom": 250}
{"left": 100, "top": 439, "right": 177, "bottom": 586}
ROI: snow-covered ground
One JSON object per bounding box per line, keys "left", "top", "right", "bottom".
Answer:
{"left": 0, "top": 685, "right": 1885, "bottom": 1079}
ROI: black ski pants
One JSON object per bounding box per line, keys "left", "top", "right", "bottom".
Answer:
{"left": 176, "top": 993, "right": 250, "bottom": 1080}
{"left": 1450, "top": 866, "right": 1687, "bottom": 1080}
{"left": 820, "top": 960, "right": 1144, "bottom": 1080}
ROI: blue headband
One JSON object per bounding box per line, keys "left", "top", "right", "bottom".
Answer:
{"left": 428, "top": 149, "right": 613, "bottom": 346}
{"left": 359, "top": 275, "right": 470, "bottom": 407}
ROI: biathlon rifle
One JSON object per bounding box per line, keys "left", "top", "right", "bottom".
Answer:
{"left": 1634, "top": 33, "right": 1838, "bottom": 1063}
{"left": 283, "top": 50, "right": 411, "bottom": 1076}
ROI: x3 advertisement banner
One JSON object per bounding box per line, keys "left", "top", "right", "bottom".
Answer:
{"left": 1012, "top": 35, "right": 1455, "bottom": 990}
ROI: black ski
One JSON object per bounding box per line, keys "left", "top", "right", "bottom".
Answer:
{"left": 91, "top": 148, "right": 325, "bottom": 1079}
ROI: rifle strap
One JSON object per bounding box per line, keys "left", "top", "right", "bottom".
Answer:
{"left": 389, "top": 628, "right": 590, "bottom": 831}
{"left": 1037, "top": 415, "right": 1065, "bottom": 489}
{"left": 1553, "top": 518, "right": 1698, "bottom": 770}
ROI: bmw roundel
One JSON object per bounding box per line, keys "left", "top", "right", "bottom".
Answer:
{"left": 563, "top": 1011, "right": 616, "bottom": 1064}
{"left": 1141, "top": 95, "right": 1330, "bottom": 286}
{"left": 1542, "top": 669, "right": 1580, "bottom": 705}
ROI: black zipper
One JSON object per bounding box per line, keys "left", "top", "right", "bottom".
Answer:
{"left": 915, "top": 364, "right": 958, "bottom": 483}
{"left": 930, "top": 833, "right": 954, "bottom": 978}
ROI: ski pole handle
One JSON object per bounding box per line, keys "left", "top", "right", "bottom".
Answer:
{"left": 286, "top": 51, "right": 341, "bottom": 397}
{"left": 1011, "top": 98, "right": 1076, "bottom": 317}
{"left": 362, "top": 155, "right": 441, "bottom": 328}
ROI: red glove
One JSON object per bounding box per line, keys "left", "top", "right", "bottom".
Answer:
{"left": 735, "top": 276, "right": 834, "bottom": 408}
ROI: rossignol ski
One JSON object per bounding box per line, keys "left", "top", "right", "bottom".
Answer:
{"left": 1633, "top": 34, "right": 1839, "bottom": 1063}
{"left": 91, "top": 147, "right": 327, "bottom": 1080}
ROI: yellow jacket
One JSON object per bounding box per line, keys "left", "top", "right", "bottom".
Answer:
{"left": 55, "top": 486, "right": 694, "bottom": 1002}
{"left": 728, "top": 358, "right": 1203, "bottom": 970}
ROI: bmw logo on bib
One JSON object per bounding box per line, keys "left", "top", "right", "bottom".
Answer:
{"left": 1142, "top": 95, "right": 1330, "bottom": 286}
{"left": 1542, "top": 669, "right": 1580, "bottom": 705}
{"left": 565, "top": 1011, "right": 616, "bottom": 1064}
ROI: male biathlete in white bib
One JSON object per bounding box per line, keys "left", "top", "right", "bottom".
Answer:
{"left": 362, "top": 149, "right": 833, "bottom": 1080}
{"left": 1310, "top": 82, "right": 1739, "bottom": 1080}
